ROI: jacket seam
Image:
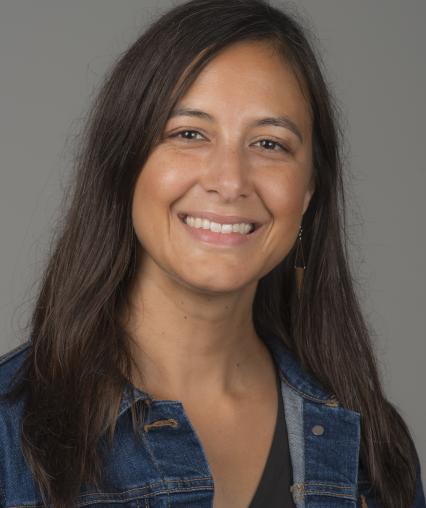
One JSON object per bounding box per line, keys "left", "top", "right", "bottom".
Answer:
{"left": 278, "top": 371, "right": 337, "bottom": 406}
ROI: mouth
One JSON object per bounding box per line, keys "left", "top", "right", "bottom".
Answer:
{"left": 177, "top": 213, "right": 261, "bottom": 234}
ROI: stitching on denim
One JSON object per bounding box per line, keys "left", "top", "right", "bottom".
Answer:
{"left": 140, "top": 401, "right": 171, "bottom": 508}
{"left": 77, "top": 475, "right": 213, "bottom": 500}
{"left": 151, "top": 487, "right": 213, "bottom": 497}
{"left": 307, "top": 490, "right": 355, "bottom": 498}
{"left": 279, "top": 372, "right": 337, "bottom": 406}
{"left": 78, "top": 484, "right": 214, "bottom": 505}
{"left": 9, "top": 505, "right": 43, "bottom": 508}
{"left": 77, "top": 484, "right": 213, "bottom": 506}
{"left": 9, "top": 504, "right": 46, "bottom": 508}
{"left": 304, "top": 481, "right": 352, "bottom": 489}
{"left": 290, "top": 482, "right": 357, "bottom": 502}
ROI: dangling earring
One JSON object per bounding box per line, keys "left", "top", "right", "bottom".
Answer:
{"left": 294, "top": 226, "right": 306, "bottom": 298}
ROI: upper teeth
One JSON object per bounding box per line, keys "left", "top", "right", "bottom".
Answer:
{"left": 184, "top": 215, "right": 254, "bottom": 235}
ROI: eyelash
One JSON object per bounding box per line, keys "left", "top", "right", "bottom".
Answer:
{"left": 169, "top": 129, "right": 291, "bottom": 154}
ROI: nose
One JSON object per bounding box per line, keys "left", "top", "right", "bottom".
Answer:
{"left": 201, "top": 142, "right": 253, "bottom": 201}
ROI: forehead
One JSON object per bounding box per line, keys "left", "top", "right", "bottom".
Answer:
{"left": 175, "top": 40, "right": 312, "bottom": 132}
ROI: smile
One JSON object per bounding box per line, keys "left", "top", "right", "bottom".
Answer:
{"left": 182, "top": 214, "right": 255, "bottom": 235}
{"left": 177, "top": 213, "right": 264, "bottom": 247}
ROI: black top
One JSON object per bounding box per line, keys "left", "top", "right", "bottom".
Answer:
{"left": 248, "top": 362, "right": 296, "bottom": 507}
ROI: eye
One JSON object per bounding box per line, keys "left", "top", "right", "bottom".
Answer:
{"left": 168, "top": 130, "right": 291, "bottom": 154}
{"left": 254, "top": 138, "right": 291, "bottom": 153}
{"left": 169, "top": 129, "right": 205, "bottom": 141}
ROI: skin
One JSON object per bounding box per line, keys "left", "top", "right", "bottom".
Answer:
{"left": 124, "top": 40, "right": 315, "bottom": 409}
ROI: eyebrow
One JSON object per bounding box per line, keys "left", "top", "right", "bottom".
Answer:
{"left": 169, "top": 107, "right": 304, "bottom": 143}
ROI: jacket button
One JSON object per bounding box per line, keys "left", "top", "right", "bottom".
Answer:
{"left": 311, "top": 424, "right": 325, "bottom": 435}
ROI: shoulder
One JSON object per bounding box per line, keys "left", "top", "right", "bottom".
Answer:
{"left": 0, "top": 341, "right": 46, "bottom": 506}
{"left": 0, "top": 339, "right": 31, "bottom": 431}
{"left": 0, "top": 339, "right": 31, "bottom": 396}
{"left": 0, "top": 340, "right": 32, "bottom": 444}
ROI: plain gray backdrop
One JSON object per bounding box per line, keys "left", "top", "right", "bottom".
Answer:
{"left": 1, "top": 0, "right": 425, "bottom": 487}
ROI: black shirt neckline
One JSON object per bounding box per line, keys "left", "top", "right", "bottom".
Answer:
{"left": 247, "top": 360, "right": 295, "bottom": 507}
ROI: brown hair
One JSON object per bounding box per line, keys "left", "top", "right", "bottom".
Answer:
{"left": 3, "top": 0, "right": 419, "bottom": 506}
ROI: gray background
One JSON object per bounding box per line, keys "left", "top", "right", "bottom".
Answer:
{"left": 1, "top": 0, "right": 425, "bottom": 486}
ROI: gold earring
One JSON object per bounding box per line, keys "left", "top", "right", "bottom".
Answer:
{"left": 294, "top": 226, "right": 306, "bottom": 298}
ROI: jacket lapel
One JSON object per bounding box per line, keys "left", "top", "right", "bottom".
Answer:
{"left": 261, "top": 332, "right": 361, "bottom": 507}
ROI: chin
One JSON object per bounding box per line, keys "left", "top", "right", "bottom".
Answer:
{"left": 176, "top": 271, "right": 255, "bottom": 296}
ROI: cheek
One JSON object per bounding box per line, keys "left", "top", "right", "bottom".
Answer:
{"left": 135, "top": 151, "right": 196, "bottom": 204}
{"left": 255, "top": 172, "right": 310, "bottom": 267}
{"left": 131, "top": 155, "right": 193, "bottom": 243}
{"left": 262, "top": 171, "right": 309, "bottom": 218}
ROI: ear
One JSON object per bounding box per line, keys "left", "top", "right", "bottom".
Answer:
{"left": 302, "top": 177, "right": 315, "bottom": 215}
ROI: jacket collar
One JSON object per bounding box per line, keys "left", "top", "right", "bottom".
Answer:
{"left": 260, "top": 331, "right": 339, "bottom": 407}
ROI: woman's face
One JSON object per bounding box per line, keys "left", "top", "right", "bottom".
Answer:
{"left": 131, "top": 40, "right": 314, "bottom": 294}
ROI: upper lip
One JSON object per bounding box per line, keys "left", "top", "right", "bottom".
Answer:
{"left": 178, "top": 211, "right": 262, "bottom": 226}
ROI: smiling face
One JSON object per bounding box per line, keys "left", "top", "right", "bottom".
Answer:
{"left": 131, "top": 39, "right": 315, "bottom": 294}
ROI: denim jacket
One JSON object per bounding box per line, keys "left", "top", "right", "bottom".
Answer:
{"left": 1, "top": 334, "right": 425, "bottom": 508}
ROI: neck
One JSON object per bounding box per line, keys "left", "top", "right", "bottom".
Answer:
{"left": 121, "top": 256, "right": 270, "bottom": 404}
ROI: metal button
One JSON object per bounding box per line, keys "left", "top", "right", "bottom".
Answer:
{"left": 311, "top": 424, "right": 325, "bottom": 436}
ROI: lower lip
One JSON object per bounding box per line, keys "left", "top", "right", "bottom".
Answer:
{"left": 179, "top": 216, "right": 263, "bottom": 246}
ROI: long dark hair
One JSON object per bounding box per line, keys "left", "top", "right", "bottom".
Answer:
{"left": 2, "top": 0, "right": 419, "bottom": 506}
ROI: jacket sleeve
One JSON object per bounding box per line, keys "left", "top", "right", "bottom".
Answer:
{"left": 412, "top": 447, "right": 426, "bottom": 507}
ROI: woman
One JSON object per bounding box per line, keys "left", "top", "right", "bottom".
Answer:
{"left": 0, "top": 0, "right": 424, "bottom": 507}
